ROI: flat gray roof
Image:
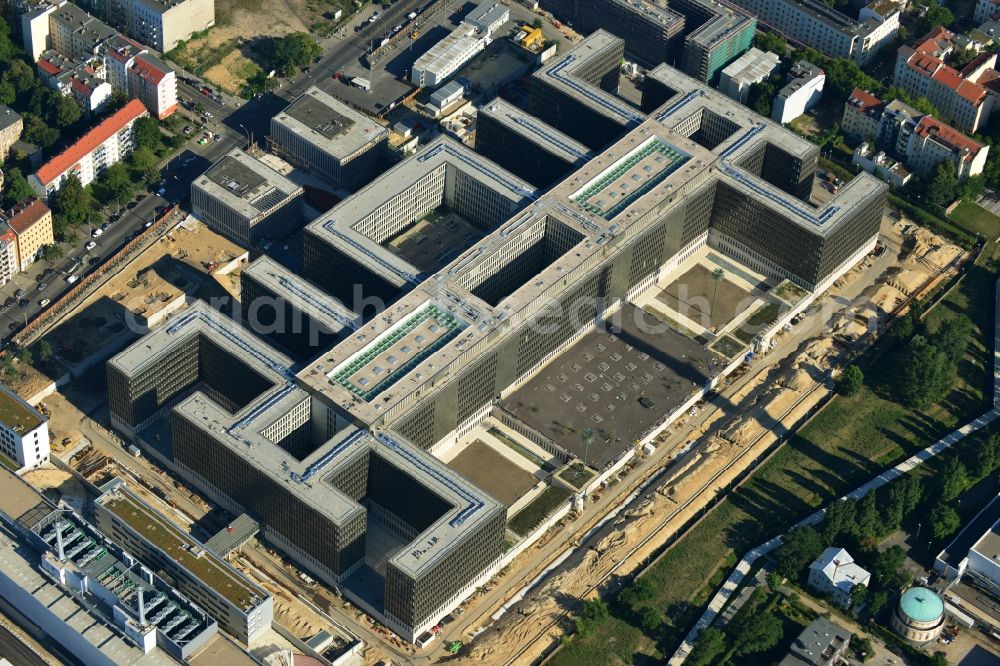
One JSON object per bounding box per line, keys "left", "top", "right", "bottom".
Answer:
{"left": 0, "top": 106, "right": 22, "bottom": 132}
{"left": 478, "top": 98, "right": 592, "bottom": 164}
{"left": 685, "top": 4, "right": 756, "bottom": 49}
{"left": 272, "top": 87, "right": 387, "bottom": 160}
{"left": 532, "top": 30, "right": 644, "bottom": 127}
{"left": 193, "top": 149, "right": 301, "bottom": 221}
{"left": 243, "top": 256, "right": 360, "bottom": 334}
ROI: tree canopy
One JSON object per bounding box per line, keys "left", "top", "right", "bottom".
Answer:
{"left": 272, "top": 33, "right": 322, "bottom": 77}
{"left": 836, "top": 365, "right": 864, "bottom": 396}
{"left": 773, "top": 525, "right": 824, "bottom": 578}
{"left": 132, "top": 116, "right": 161, "bottom": 150}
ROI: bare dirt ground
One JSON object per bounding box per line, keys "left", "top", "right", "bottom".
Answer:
{"left": 167, "top": 0, "right": 319, "bottom": 94}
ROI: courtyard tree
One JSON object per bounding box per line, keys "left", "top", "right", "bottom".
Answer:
{"left": 835, "top": 364, "right": 864, "bottom": 396}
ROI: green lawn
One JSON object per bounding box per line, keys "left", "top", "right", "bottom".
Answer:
{"left": 949, "top": 200, "right": 1000, "bottom": 239}
{"left": 508, "top": 485, "right": 571, "bottom": 536}
{"left": 551, "top": 241, "right": 997, "bottom": 664}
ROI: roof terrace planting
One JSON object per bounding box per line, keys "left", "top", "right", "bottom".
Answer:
{"left": 570, "top": 136, "right": 691, "bottom": 219}
{"left": 329, "top": 301, "right": 466, "bottom": 401}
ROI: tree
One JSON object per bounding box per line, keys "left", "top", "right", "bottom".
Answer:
{"left": 959, "top": 174, "right": 985, "bottom": 202}
{"left": 918, "top": 2, "right": 955, "bottom": 35}
{"left": 930, "top": 502, "right": 960, "bottom": 540}
{"left": 100, "top": 162, "right": 133, "bottom": 204}
{"left": 938, "top": 457, "right": 969, "bottom": 502}
{"left": 0, "top": 80, "right": 14, "bottom": 106}
{"left": 49, "top": 93, "right": 81, "bottom": 128}
{"left": 272, "top": 32, "right": 322, "bottom": 77}
{"left": 37, "top": 340, "right": 53, "bottom": 364}
{"left": 748, "top": 75, "right": 781, "bottom": 117}
{"left": 930, "top": 651, "right": 949, "bottom": 666}
{"left": 50, "top": 175, "right": 93, "bottom": 227}
{"left": 687, "top": 627, "right": 727, "bottom": 666}
{"left": 975, "top": 433, "right": 1000, "bottom": 479}
{"left": 22, "top": 115, "right": 58, "bottom": 148}
{"left": 638, "top": 606, "right": 661, "bottom": 633}
{"left": 39, "top": 244, "right": 63, "bottom": 262}
{"left": 773, "top": 525, "right": 824, "bottom": 579}
{"left": 129, "top": 145, "right": 159, "bottom": 181}
{"left": 856, "top": 492, "right": 883, "bottom": 541}
{"left": 132, "top": 116, "right": 161, "bottom": 150}
{"left": 899, "top": 474, "right": 924, "bottom": 515}
{"left": 850, "top": 582, "right": 868, "bottom": 609}
{"left": 619, "top": 576, "right": 655, "bottom": 608}
{"left": 574, "top": 598, "right": 608, "bottom": 637}
{"left": 883, "top": 484, "right": 906, "bottom": 532}
{"left": 895, "top": 336, "right": 954, "bottom": 408}
{"left": 933, "top": 315, "right": 972, "bottom": 366}
{"left": 1, "top": 168, "right": 36, "bottom": 207}
{"left": 580, "top": 427, "right": 595, "bottom": 467}
{"left": 927, "top": 161, "right": 959, "bottom": 209}
{"left": 868, "top": 590, "right": 889, "bottom": 617}
{"left": 729, "top": 610, "right": 783, "bottom": 656}
{"left": 4, "top": 60, "right": 36, "bottom": 97}
{"left": 822, "top": 497, "right": 857, "bottom": 543}
{"left": 836, "top": 364, "right": 864, "bottom": 396}
{"left": 873, "top": 545, "right": 910, "bottom": 589}
{"left": 753, "top": 31, "right": 787, "bottom": 55}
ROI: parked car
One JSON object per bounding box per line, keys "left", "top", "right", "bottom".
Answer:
{"left": 91, "top": 228, "right": 103, "bottom": 237}
{"left": 3, "top": 297, "right": 15, "bottom": 308}
{"left": 18, "top": 299, "right": 28, "bottom": 308}
{"left": 36, "top": 282, "right": 47, "bottom": 292}
{"left": 85, "top": 241, "right": 97, "bottom": 251}
{"left": 13, "top": 289, "right": 25, "bottom": 299}
{"left": 65, "top": 274, "right": 79, "bottom": 284}
{"left": 38, "top": 298, "right": 50, "bottom": 307}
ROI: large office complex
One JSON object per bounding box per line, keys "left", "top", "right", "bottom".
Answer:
{"left": 93, "top": 480, "right": 273, "bottom": 645}
{"left": 269, "top": 87, "right": 387, "bottom": 192}
{"left": 302, "top": 135, "right": 537, "bottom": 304}
{"left": 541, "top": 0, "right": 755, "bottom": 81}
{"left": 240, "top": 255, "right": 361, "bottom": 360}
{"left": 191, "top": 148, "right": 304, "bottom": 246}
{"left": 108, "top": 31, "right": 886, "bottom": 646}
{"left": 107, "top": 303, "right": 505, "bottom": 641}
{"left": 475, "top": 97, "right": 592, "bottom": 189}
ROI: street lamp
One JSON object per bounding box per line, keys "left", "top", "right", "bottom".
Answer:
{"left": 238, "top": 123, "right": 253, "bottom": 150}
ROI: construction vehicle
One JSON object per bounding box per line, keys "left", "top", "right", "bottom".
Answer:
{"left": 446, "top": 641, "right": 462, "bottom": 654}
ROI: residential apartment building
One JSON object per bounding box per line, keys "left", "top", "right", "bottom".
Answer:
{"left": 718, "top": 47, "right": 781, "bottom": 104}
{"left": 0, "top": 106, "right": 24, "bottom": 160}
{"left": 726, "top": 0, "right": 899, "bottom": 64}
{"left": 772, "top": 60, "right": 825, "bottom": 124}
{"left": 29, "top": 98, "right": 148, "bottom": 198}
{"left": 2, "top": 198, "right": 55, "bottom": 270}
{"left": 779, "top": 617, "right": 851, "bottom": 666}
{"left": 37, "top": 50, "right": 113, "bottom": 113}
{"left": 127, "top": 0, "right": 215, "bottom": 53}
{"left": 49, "top": 1, "right": 115, "bottom": 60}
{"left": 20, "top": 0, "right": 62, "bottom": 62}
{"left": 127, "top": 52, "right": 176, "bottom": 118}
{"left": 841, "top": 87, "right": 886, "bottom": 140}
{"left": 893, "top": 27, "right": 996, "bottom": 133}
{"left": 0, "top": 383, "right": 50, "bottom": 471}
{"left": 975, "top": 0, "right": 1000, "bottom": 23}
{"left": 906, "top": 115, "right": 989, "bottom": 181}
{"left": 0, "top": 225, "right": 19, "bottom": 287}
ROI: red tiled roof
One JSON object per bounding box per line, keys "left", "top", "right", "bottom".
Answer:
{"left": 848, "top": 88, "right": 883, "bottom": 112}
{"left": 37, "top": 58, "right": 63, "bottom": 76}
{"left": 908, "top": 53, "right": 942, "bottom": 76}
{"left": 130, "top": 55, "right": 166, "bottom": 85}
{"left": 931, "top": 65, "right": 963, "bottom": 89}
{"left": 915, "top": 116, "right": 984, "bottom": 161}
{"left": 70, "top": 78, "right": 94, "bottom": 96}
{"left": 955, "top": 79, "right": 986, "bottom": 105}
{"left": 34, "top": 99, "right": 147, "bottom": 186}
{"left": 5, "top": 198, "right": 51, "bottom": 235}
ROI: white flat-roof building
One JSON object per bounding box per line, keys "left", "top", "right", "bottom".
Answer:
{"left": 411, "top": 23, "right": 490, "bottom": 88}
{"left": 808, "top": 547, "right": 870, "bottom": 608}
{"left": 772, "top": 61, "right": 825, "bottom": 124}
{"left": 719, "top": 48, "right": 781, "bottom": 104}
{"left": 0, "top": 383, "right": 49, "bottom": 472}
{"left": 935, "top": 495, "right": 1000, "bottom": 599}
{"left": 270, "top": 87, "right": 387, "bottom": 192}
{"left": 465, "top": 2, "right": 509, "bottom": 35}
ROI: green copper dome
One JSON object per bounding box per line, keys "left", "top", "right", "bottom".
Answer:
{"left": 899, "top": 587, "right": 944, "bottom": 623}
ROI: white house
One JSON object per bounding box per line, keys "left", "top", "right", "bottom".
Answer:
{"left": 808, "top": 547, "right": 871, "bottom": 608}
